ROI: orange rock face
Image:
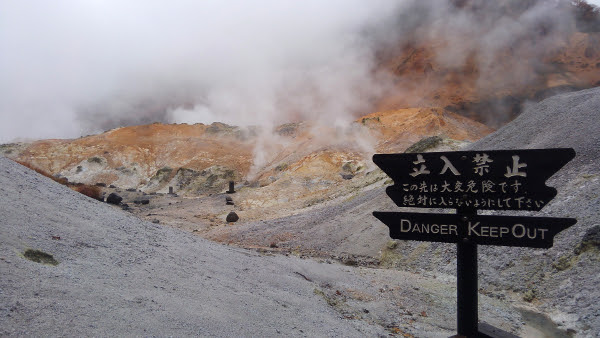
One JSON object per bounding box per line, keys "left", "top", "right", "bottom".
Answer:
{"left": 13, "top": 123, "right": 254, "bottom": 190}
{"left": 375, "top": 32, "right": 600, "bottom": 125}
{"left": 359, "top": 108, "right": 492, "bottom": 154}
{"left": 9, "top": 106, "right": 491, "bottom": 194}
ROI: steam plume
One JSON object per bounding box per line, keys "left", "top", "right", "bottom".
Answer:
{"left": 0, "top": 0, "right": 401, "bottom": 142}
{"left": 0, "top": 0, "right": 597, "bottom": 144}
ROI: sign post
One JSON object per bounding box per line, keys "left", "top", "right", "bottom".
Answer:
{"left": 372, "top": 148, "right": 576, "bottom": 337}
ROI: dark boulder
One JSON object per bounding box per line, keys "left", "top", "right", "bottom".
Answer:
{"left": 226, "top": 211, "right": 239, "bottom": 223}
{"left": 106, "top": 193, "right": 123, "bottom": 205}
{"left": 225, "top": 196, "right": 234, "bottom": 205}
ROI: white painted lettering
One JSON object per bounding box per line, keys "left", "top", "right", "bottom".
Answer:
{"left": 527, "top": 227, "right": 537, "bottom": 239}
{"left": 449, "top": 224, "right": 458, "bottom": 235}
{"left": 440, "top": 156, "right": 461, "bottom": 176}
{"left": 480, "top": 226, "right": 489, "bottom": 237}
{"left": 401, "top": 219, "right": 411, "bottom": 232}
{"left": 468, "top": 222, "right": 481, "bottom": 236}
{"left": 489, "top": 226, "right": 499, "bottom": 238}
{"left": 539, "top": 228, "right": 548, "bottom": 240}
{"left": 431, "top": 224, "right": 439, "bottom": 234}
{"left": 505, "top": 155, "right": 527, "bottom": 178}
{"left": 512, "top": 224, "right": 525, "bottom": 238}
{"left": 500, "top": 227, "right": 509, "bottom": 237}
{"left": 440, "top": 224, "right": 449, "bottom": 235}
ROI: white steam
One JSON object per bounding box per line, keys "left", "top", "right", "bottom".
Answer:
{"left": 0, "top": 0, "right": 403, "bottom": 142}
{"left": 0, "top": 0, "right": 595, "bottom": 147}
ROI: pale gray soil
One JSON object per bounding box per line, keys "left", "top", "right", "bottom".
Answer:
{"left": 0, "top": 156, "right": 531, "bottom": 336}
{"left": 170, "top": 87, "right": 600, "bottom": 336}
{"left": 468, "top": 87, "right": 600, "bottom": 336}
{"left": 2, "top": 87, "right": 599, "bottom": 336}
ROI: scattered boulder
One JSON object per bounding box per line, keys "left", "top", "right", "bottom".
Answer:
{"left": 226, "top": 211, "right": 239, "bottom": 223}
{"left": 95, "top": 182, "right": 107, "bottom": 187}
{"left": 225, "top": 196, "right": 234, "bottom": 205}
{"left": 106, "top": 193, "right": 123, "bottom": 205}
{"left": 126, "top": 188, "right": 136, "bottom": 192}
{"left": 109, "top": 184, "right": 116, "bottom": 188}
{"left": 340, "top": 173, "right": 354, "bottom": 180}
{"left": 121, "top": 203, "right": 129, "bottom": 210}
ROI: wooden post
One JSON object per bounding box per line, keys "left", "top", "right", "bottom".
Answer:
{"left": 457, "top": 207, "right": 478, "bottom": 337}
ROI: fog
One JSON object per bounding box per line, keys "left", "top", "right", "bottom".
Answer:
{"left": 0, "top": 0, "right": 405, "bottom": 143}
{"left": 0, "top": 0, "right": 594, "bottom": 145}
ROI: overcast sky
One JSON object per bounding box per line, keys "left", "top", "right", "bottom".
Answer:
{"left": 0, "top": 0, "right": 597, "bottom": 143}
{"left": 0, "top": 0, "right": 406, "bottom": 142}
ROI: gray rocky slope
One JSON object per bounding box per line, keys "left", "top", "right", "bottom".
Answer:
{"left": 223, "top": 87, "right": 600, "bottom": 336}
{"left": 0, "top": 151, "right": 528, "bottom": 337}
{"left": 467, "top": 87, "right": 600, "bottom": 335}
{"left": 0, "top": 156, "right": 389, "bottom": 336}
{"left": 1, "top": 87, "right": 598, "bottom": 336}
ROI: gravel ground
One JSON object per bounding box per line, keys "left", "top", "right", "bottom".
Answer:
{"left": 467, "top": 87, "right": 600, "bottom": 336}
{"left": 0, "top": 156, "right": 387, "bottom": 336}
{"left": 197, "top": 87, "right": 600, "bottom": 336}
{"left": 2, "top": 87, "right": 598, "bottom": 336}
{"left": 0, "top": 155, "right": 531, "bottom": 336}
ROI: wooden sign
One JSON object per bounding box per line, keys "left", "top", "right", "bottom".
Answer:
{"left": 372, "top": 148, "right": 576, "bottom": 337}
{"left": 374, "top": 148, "right": 575, "bottom": 211}
{"left": 373, "top": 211, "right": 576, "bottom": 248}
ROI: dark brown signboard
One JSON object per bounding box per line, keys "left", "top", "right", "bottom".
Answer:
{"left": 373, "top": 148, "right": 575, "bottom": 211}
{"left": 373, "top": 211, "right": 576, "bottom": 248}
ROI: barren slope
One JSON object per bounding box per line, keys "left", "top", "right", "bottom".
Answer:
{"left": 210, "top": 87, "right": 600, "bottom": 335}
{"left": 1, "top": 156, "right": 537, "bottom": 336}
{"left": 377, "top": 31, "right": 600, "bottom": 126}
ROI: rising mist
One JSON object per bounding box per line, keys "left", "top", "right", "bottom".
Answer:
{"left": 0, "top": 0, "right": 597, "bottom": 143}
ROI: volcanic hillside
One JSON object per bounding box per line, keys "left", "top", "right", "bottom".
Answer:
{"left": 4, "top": 1, "right": 600, "bottom": 200}
{"left": 2, "top": 1, "right": 600, "bottom": 335}
{"left": 375, "top": 0, "right": 600, "bottom": 126}
{"left": 208, "top": 87, "right": 600, "bottom": 336}
{"left": 2, "top": 108, "right": 490, "bottom": 206}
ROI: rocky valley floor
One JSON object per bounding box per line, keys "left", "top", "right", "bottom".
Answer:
{"left": 3, "top": 88, "right": 600, "bottom": 336}
{"left": 0, "top": 155, "right": 575, "bottom": 337}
